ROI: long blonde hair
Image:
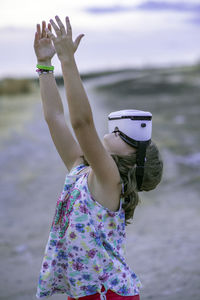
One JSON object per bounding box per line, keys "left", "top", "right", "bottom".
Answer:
{"left": 111, "top": 141, "right": 163, "bottom": 226}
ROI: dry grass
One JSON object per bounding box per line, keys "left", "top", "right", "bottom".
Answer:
{"left": 0, "top": 78, "right": 34, "bottom": 95}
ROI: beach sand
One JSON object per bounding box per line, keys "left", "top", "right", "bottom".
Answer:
{"left": 0, "top": 67, "right": 200, "bottom": 300}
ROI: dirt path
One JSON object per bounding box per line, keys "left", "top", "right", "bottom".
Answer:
{"left": 0, "top": 75, "right": 200, "bottom": 300}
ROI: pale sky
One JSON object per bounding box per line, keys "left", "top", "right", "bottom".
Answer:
{"left": 0, "top": 0, "right": 200, "bottom": 77}
{"left": 0, "top": 0, "right": 141, "bottom": 28}
{"left": 1, "top": 0, "right": 199, "bottom": 30}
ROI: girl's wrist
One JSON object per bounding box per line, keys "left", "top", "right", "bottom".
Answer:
{"left": 36, "top": 60, "right": 54, "bottom": 76}
{"left": 60, "top": 56, "right": 75, "bottom": 68}
{"left": 60, "top": 53, "right": 75, "bottom": 64}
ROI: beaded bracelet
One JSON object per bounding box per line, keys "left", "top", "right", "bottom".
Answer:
{"left": 36, "top": 69, "right": 54, "bottom": 75}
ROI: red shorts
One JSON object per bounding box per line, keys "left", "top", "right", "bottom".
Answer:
{"left": 68, "top": 285, "right": 140, "bottom": 300}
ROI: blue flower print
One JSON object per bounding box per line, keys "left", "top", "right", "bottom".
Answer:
{"left": 50, "top": 239, "right": 57, "bottom": 247}
{"left": 38, "top": 274, "right": 45, "bottom": 285}
{"left": 121, "top": 222, "right": 126, "bottom": 231}
{"left": 57, "top": 267, "right": 63, "bottom": 273}
{"left": 89, "top": 218, "right": 94, "bottom": 225}
{"left": 77, "top": 257, "right": 83, "bottom": 263}
{"left": 90, "top": 232, "right": 102, "bottom": 247}
{"left": 82, "top": 185, "right": 87, "bottom": 193}
{"left": 76, "top": 223, "right": 85, "bottom": 233}
{"left": 111, "top": 278, "right": 120, "bottom": 286}
{"left": 85, "top": 285, "right": 98, "bottom": 294}
{"left": 119, "top": 211, "right": 125, "bottom": 218}
{"left": 131, "top": 272, "right": 137, "bottom": 279}
{"left": 118, "top": 238, "right": 123, "bottom": 245}
{"left": 103, "top": 241, "right": 113, "bottom": 252}
{"left": 82, "top": 274, "right": 91, "bottom": 280}
{"left": 100, "top": 232, "right": 106, "bottom": 239}
{"left": 118, "top": 285, "right": 130, "bottom": 295}
{"left": 73, "top": 246, "right": 79, "bottom": 251}
{"left": 40, "top": 291, "right": 51, "bottom": 297}
{"left": 57, "top": 250, "right": 67, "bottom": 260}
{"left": 69, "top": 277, "right": 76, "bottom": 287}
{"left": 64, "top": 183, "right": 72, "bottom": 191}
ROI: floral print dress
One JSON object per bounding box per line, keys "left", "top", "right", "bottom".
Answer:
{"left": 36, "top": 164, "right": 142, "bottom": 299}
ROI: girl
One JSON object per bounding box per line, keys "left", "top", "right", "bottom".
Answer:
{"left": 34, "top": 16, "right": 163, "bottom": 300}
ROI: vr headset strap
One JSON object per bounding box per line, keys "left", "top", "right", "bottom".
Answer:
{"left": 118, "top": 131, "right": 139, "bottom": 148}
{"left": 136, "top": 141, "right": 148, "bottom": 191}
{"left": 114, "top": 128, "right": 150, "bottom": 191}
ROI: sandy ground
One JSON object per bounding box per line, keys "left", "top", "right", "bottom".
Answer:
{"left": 0, "top": 73, "right": 200, "bottom": 300}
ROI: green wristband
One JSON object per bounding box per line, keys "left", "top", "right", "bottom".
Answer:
{"left": 36, "top": 64, "right": 54, "bottom": 71}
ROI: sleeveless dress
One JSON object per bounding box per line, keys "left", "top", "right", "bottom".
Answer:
{"left": 36, "top": 164, "right": 142, "bottom": 299}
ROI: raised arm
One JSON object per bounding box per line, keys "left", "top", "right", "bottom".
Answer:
{"left": 46, "top": 16, "right": 120, "bottom": 188}
{"left": 34, "top": 21, "right": 83, "bottom": 171}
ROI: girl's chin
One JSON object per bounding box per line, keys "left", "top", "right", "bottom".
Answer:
{"left": 103, "top": 133, "right": 111, "bottom": 139}
{"left": 102, "top": 139, "right": 110, "bottom": 152}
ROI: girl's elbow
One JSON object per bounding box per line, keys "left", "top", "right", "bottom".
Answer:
{"left": 71, "top": 116, "right": 94, "bottom": 130}
{"left": 71, "top": 117, "right": 93, "bottom": 131}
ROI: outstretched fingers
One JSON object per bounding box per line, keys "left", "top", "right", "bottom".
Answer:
{"left": 48, "top": 23, "right": 52, "bottom": 32}
{"left": 55, "top": 15, "right": 66, "bottom": 35}
{"left": 34, "top": 24, "right": 41, "bottom": 47}
{"left": 42, "top": 21, "right": 47, "bottom": 38}
{"left": 66, "top": 16, "right": 72, "bottom": 37}
{"left": 36, "top": 21, "right": 49, "bottom": 40}
{"left": 49, "top": 18, "right": 61, "bottom": 37}
{"left": 34, "top": 32, "right": 38, "bottom": 48}
{"left": 37, "top": 24, "right": 41, "bottom": 39}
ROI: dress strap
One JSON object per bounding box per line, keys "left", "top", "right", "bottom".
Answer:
{"left": 121, "top": 181, "right": 125, "bottom": 195}
{"left": 69, "top": 164, "right": 86, "bottom": 176}
{"left": 119, "top": 197, "right": 124, "bottom": 210}
{"left": 119, "top": 180, "right": 125, "bottom": 210}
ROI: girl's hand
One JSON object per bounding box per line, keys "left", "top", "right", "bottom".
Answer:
{"left": 34, "top": 21, "right": 56, "bottom": 65}
{"left": 46, "top": 16, "right": 84, "bottom": 63}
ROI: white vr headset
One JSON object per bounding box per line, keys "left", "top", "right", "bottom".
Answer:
{"left": 108, "top": 109, "right": 152, "bottom": 191}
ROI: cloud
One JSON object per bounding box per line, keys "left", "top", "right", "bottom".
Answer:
{"left": 84, "top": 1, "right": 200, "bottom": 15}
{"left": 136, "top": 1, "right": 200, "bottom": 27}
{"left": 85, "top": 5, "right": 129, "bottom": 14}
{"left": 136, "top": 1, "right": 200, "bottom": 12}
